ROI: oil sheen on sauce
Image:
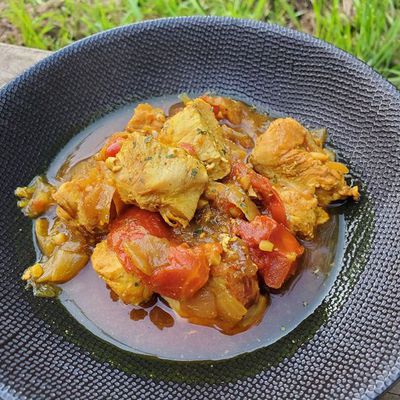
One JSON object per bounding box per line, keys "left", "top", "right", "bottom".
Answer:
{"left": 43, "top": 95, "right": 345, "bottom": 361}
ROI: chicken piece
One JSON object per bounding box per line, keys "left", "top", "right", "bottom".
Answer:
{"left": 92, "top": 240, "right": 153, "bottom": 305}
{"left": 276, "top": 185, "right": 329, "bottom": 240}
{"left": 212, "top": 238, "right": 259, "bottom": 308}
{"left": 158, "top": 98, "right": 230, "bottom": 180}
{"left": 110, "top": 133, "right": 208, "bottom": 227}
{"left": 126, "top": 103, "right": 166, "bottom": 135}
{"left": 53, "top": 161, "right": 116, "bottom": 235}
{"left": 250, "top": 118, "right": 359, "bottom": 238}
{"left": 224, "top": 138, "right": 247, "bottom": 161}
{"left": 202, "top": 95, "right": 269, "bottom": 137}
{"left": 202, "top": 95, "right": 245, "bottom": 125}
{"left": 221, "top": 124, "right": 254, "bottom": 149}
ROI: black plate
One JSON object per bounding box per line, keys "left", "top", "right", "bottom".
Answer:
{"left": 0, "top": 17, "right": 399, "bottom": 399}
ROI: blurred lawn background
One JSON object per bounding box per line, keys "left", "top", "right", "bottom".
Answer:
{"left": 1, "top": 0, "right": 399, "bottom": 87}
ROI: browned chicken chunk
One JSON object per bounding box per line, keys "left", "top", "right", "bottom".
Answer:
{"left": 159, "top": 98, "right": 230, "bottom": 180}
{"left": 250, "top": 118, "right": 359, "bottom": 238}
{"left": 92, "top": 240, "right": 153, "bottom": 305}
{"left": 110, "top": 132, "right": 208, "bottom": 227}
{"left": 53, "top": 161, "right": 116, "bottom": 235}
{"left": 126, "top": 103, "right": 166, "bottom": 135}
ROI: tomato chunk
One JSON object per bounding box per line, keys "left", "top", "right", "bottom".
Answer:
{"left": 105, "top": 141, "right": 122, "bottom": 158}
{"left": 232, "top": 161, "right": 287, "bottom": 226}
{"left": 151, "top": 244, "right": 211, "bottom": 299}
{"left": 249, "top": 249, "right": 296, "bottom": 289}
{"left": 108, "top": 207, "right": 216, "bottom": 299}
{"left": 269, "top": 223, "right": 303, "bottom": 257}
{"left": 234, "top": 215, "right": 303, "bottom": 289}
{"left": 108, "top": 207, "right": 171, "bottom": 244}
{"left": 234, "top": 215, "right": 277, "bottom": 246}
{"left": 212, "top": 105, "right": 220, "bottom": 118}
{"left": 105, "top": 136, "right": 127, "bottom": 158}
{"left": 108, "top": 207, "right": 172, "bottom": 273}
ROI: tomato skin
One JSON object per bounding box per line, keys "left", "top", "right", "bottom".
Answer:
{"left": 151, "top": 244, "right": 210, "bottom": 299}
{"left": 234, "top": 215, "right": 303, "bottom": 289}
{"left": 108, "top": 207, "right": 171, "bottom": 245}
{"left": 109, "top": 206, "right": 172, "bottom": 240}
{"left": 234, "top": 215, "right": 302, "bottom": 256}
{"left": 212, "top": 105, "right": 220, "bottom": 117}
{"left": 108, "top": 207, "right": 172, "bottom": 273}
{"left": 232, "top": 161, "right": 288, "bottom": 226}
{"left": 269, "top": 223, "right": 303, "bottom": 257}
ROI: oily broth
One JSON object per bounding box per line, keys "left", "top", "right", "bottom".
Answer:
{"left": 41, "top": 95, "right": 344, "bottom": 361}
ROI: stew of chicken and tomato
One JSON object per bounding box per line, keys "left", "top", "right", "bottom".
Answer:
{"left": 16, "top": 95, "right": 359, "bottom": 335}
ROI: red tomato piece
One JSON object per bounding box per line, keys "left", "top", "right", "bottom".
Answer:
{"left": 269, "top": 223, "right": 304, "bottom": 257}
{"left": 212, "top": 105, "right": 220, "bottom": 117}
{"left": 105, "top": 141, "right": 122, "bottom": 158}
{"left": 109, "top": 207, "right": 171, "bottom": 243}
{"left": 269, "top": 188, "right": 288, "bottom": 226}
{"left": 234, "top": 216, "right": 277, "bottom": 247}
{"left": 249, "top": 248, "right": 296, "bottom": 289}
{"left": 151, "top": 244, "right": 211, "bottom": 299}
{"left": 251, "top": 175, "right": 287, "bottom": 226}
{"left": 231, "top": 161, "right": 288, "bottom": 226}
{"left": 108, "top": 207, "right": 172, "bottom": 273}
{"left": 234, "top": 215, "right": 303, "bottom": 289}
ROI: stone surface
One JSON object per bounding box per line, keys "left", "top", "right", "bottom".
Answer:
{"left": 0, "top": 43, "right": 50, "bottom": 87}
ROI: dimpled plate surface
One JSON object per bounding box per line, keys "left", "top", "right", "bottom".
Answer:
{"left": 0, "top": 17, "right": 399, "bottom": 400}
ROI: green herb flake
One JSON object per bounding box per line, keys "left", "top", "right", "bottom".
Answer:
{"left": 193, "top": 227, "right": 204, "bottom": 236}
{"left": 144, "top": 156, "right": 153, "bottom": 161}
{"left": 191, "top": 168, "right": 198, "bottom": 177}
{"left": 166, "top": 154, "right": 176, "bottom": 159}
{"left": 144, "top": 136, "right": 152, "bottom": 143}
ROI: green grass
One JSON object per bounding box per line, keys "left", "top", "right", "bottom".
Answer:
{"left": 3, "top": 0, "right": 400, "bottom": 87}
